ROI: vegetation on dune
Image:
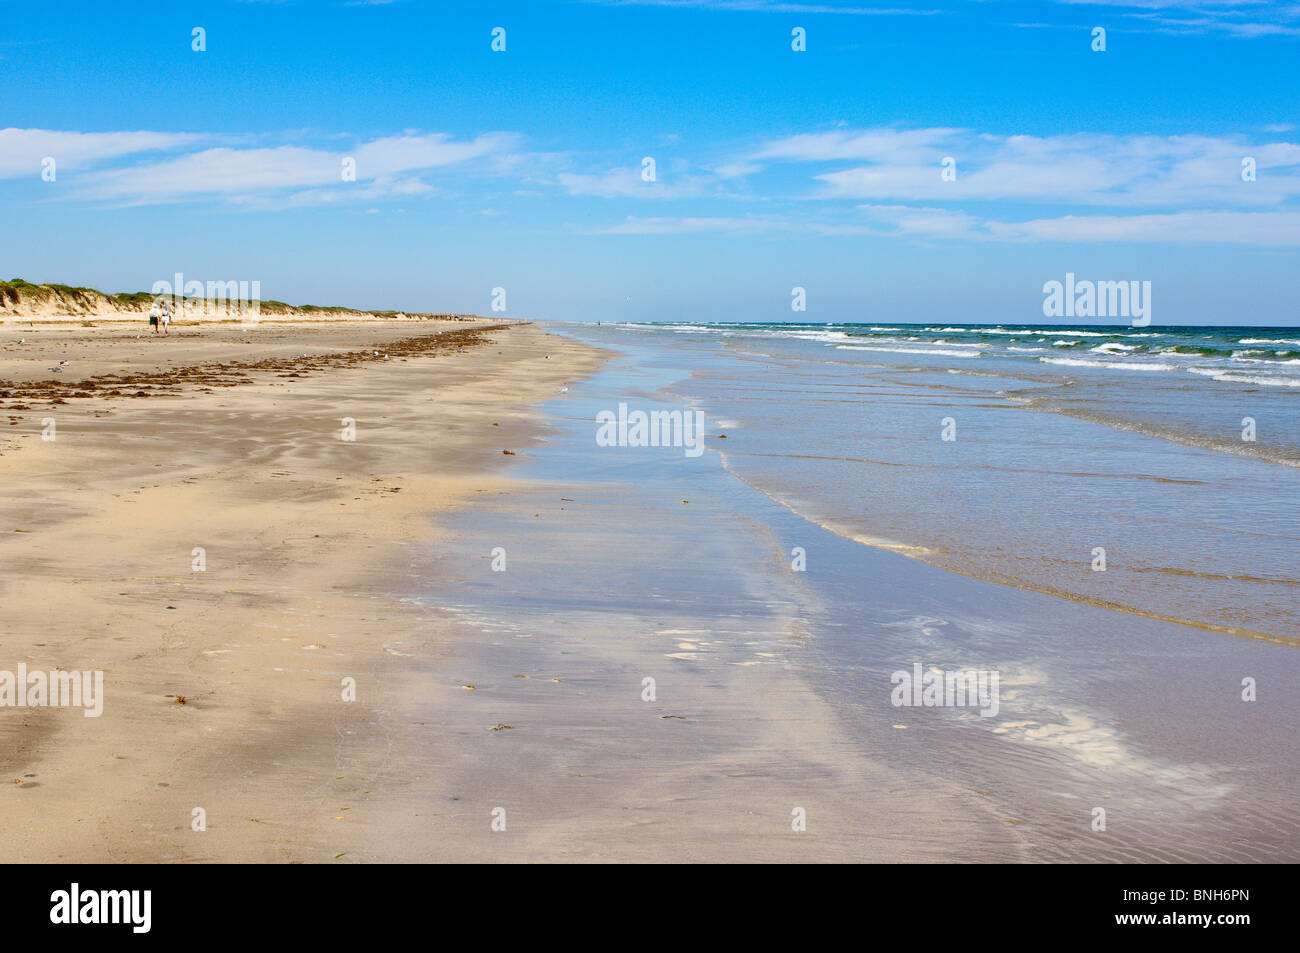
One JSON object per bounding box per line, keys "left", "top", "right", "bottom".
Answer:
{"left": 46, "top": 283, "right": 100, "bottom": 296}
{"left": 2, "top": 278, "right": 50, "bottom": 304}
{"left": 4, "top": 278, "right": 109, "bottom": 304}
{"left": 0, "top": 279, "right": 436, "bottom": 317}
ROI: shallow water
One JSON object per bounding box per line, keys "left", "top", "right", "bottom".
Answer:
{"left": 415, "top": 324, "right": 1300, "bottom": 861}
{"left": 588, "top": 321, "right": 1300, "bottom": 642}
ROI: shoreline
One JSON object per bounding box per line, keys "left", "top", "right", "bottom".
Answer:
{"left": 4, "top": 316, "right": 1294, "bottom": 862}
{"left": 719, "top": 465, "right": 1300, "bottom": 650}
{"left": 607, "top": 321, "right": 1300, "bottom": 644}
{"left": 0, "top": 317, "right": 1030, "bottom": 862}
{"left": 503, "top": 323, "right": 1300, "bottom": 862}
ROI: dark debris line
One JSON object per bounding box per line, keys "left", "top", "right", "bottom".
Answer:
{"left": 0, "top": 324, "right": 514, "bottom": 405}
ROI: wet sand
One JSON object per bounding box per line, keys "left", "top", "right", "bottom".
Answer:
{"left": 506, "top": 324, "right": 1300, "bottom": 863}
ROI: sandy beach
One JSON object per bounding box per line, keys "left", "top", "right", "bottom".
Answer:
{"left": 0, "top": 310, "right": 1045, "bottom": 863}
{"left": 2, "top": 316, "right": 1002, "bottom": 863}
{"left": 3, "top": 315, "right": 1295, "bottom": 864}
{"left": 5, "top": 0, "right": 1299, "bottom": 922}
{"left": 0, "top": 317, "right": 610, "bottom": 861}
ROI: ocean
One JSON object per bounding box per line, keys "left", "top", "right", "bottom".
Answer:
{"left": 591, "top": 321, "right": 1300, "bottom": 643}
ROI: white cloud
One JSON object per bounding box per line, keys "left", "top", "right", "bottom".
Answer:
{"left": 588, "top": 215, "right": 788, "bottom": 234}
{"left": 753, "top": 127, "right": 960, "bottom": 163}
{"left": 584, "top": 1, "right": 937, "bottom": 15}
{"left": 857, "top": 204, "right": 982, "bottom": 238}
{"left": 987, "top": 210, "right": 1300, "bottom": 244}
{"left": 557, "top": 167, "right": 711, "bottom": 199}
{"left": 854, "top": 205, "right": 1300, "bottom": 245}
{"left": 229, "top": 176, "right": 438, "bottom": 210}
{"left": 71, "top": 132, "right": 518, "bottom": 206}
{"left": 589, "top": 0, "right": 1300, "bottom": 36}
{"left": 711, "top": 161, "right": 764, "bottom": 178}
{"left": 1055, "top": 2, "right": 1300, "bottom": 38}
{"left": 354, "top": 132, "right": 518, "bottom": 177}
{"left": 754, "top": 128, "right": 1300, "bottom": 207}
{"left": 0, "top": 128, "right": 206, "bottom": 178}
{"left": 589, "top": 205, "right": 1300, "bottom": 246}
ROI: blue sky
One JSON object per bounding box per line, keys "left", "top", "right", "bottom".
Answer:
{"left": 1, "top": 0, "right": 1298, "bottom": 325}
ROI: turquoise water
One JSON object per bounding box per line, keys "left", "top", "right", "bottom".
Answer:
{"left": 592, "top": 322, "right": 1300, "bottom": 641}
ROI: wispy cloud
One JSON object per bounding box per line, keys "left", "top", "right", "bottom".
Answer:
{"left": 987, "top": 209, "right": 1300, "bottom": 244}
{"left": 557, "top": 167, "right": 712, "bottom": 199}
{"left": 857, "top": 205, "right": 1300, "bottom": 245}
{"left": 57, "top": 132, "right": 520, "bottom": 207}
{"left": 589, "top": 206, "right": 1300, "bottom": 244}
{"left": 0, "top": 129, "right": 207, "bottom": 179}
{"left": 13, "top": 122, "right": 1300, "bottom": 247}
{"left": 586, "top": 125, "right": 1300, "bottom": 246}
{"left": 1058, "top": 0, "right": 1300, "bottom": 38}
{"left": 755, "top": 127, "right": 1300, "bottom": 208}
{"left": 586, "top": 0, "right": 1300, "bottom": 37}
{"left": 753, "top": 128, "right": 960, "bottom": 162}
{"left": 587, "top": 214, "right": 789, "bottom": 234}
{"left": 584, "top": 0, "right": 937, "bottom": 15}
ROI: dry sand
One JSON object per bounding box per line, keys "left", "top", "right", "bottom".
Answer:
{"left": 0, "top": 318, "right": 603, "bottom": 861}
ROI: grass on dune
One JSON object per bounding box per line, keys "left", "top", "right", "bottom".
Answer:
{"left": 1, "top": 279, "right": 407, "bottom": 315}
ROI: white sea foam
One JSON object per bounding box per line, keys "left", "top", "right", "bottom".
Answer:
{"left": 1091, "top": 342, "right": 1138, "bottom": 354}
{"left": 838, "top": 345, "right": 982, "bottom": 358}
{"left": 771, "top": 329, "right": 853, "bottom": 342}
{"left": 1187, "top": 367, "right": 1300, "bottom": 387}
{"left": 617, "top": 323, "right": 716, "bottom": 334}
{"left": 925, "top": 327, "right": 1023, "bottom": 335}
{"left": 922, "top": 327, "right": 1114, "bottom": 336}
{"left": 1039, "top": 357, "right": 1176, "bottom": 372}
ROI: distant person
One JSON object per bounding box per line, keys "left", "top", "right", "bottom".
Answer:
{"left": 148, "top": 301, "right": 161, "bottom": 334}
{"left": 160, "top": 301, "right": 172, "bottom": 335}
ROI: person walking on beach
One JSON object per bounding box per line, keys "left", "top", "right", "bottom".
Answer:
{"left": 148, "top": 301, "right": 160, "bottom": 334}
{"left": 159, "top": 301, "right": 172, "bottom": 335}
